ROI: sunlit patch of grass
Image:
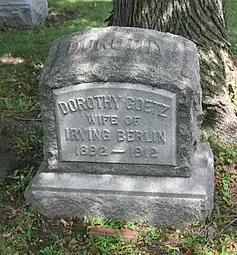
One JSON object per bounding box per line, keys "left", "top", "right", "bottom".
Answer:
{"left": 0, "top": 0, "right": 112, "bottom": 120}
{"left": 0, "top": 1, "right": 112, "bottom": 59}
{"left": 0, "top": 56, "right": 24, "bottom": 64}
{"left": 227, "top": 0, "right": 237, "bottom": 59}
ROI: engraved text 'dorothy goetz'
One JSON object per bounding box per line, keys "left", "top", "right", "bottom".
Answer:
{"left": 67, "top": 37, "right": 160, "bottom": 55}
{"left": 58, "top": 95, "right": 170, "bottom": 118}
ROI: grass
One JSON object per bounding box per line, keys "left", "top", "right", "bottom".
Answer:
{"left": 0, "top": 0, "right": 237, "bottom": 254}
{"left": 0, "top": 0, "right": 112, "bottom": 119}
{"left": 227, "top": 0, "right": 237, "bottom": 58}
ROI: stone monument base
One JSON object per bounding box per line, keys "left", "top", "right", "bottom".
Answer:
{"left": 25, "top": 143, "right": 214, "bottom": 227}
{"left": 0, "top": 0, "right": 48, "bottom": 28}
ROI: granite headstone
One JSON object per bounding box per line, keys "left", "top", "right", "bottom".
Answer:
{"left": 25, "top": 27, "right": 214, "bottom": 226}
{"left": 0, "top": 0, "right": 48, "bottom": 28}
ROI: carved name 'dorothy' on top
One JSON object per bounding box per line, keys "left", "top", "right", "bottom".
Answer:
{"left": 67, "top": 37, "right": 160, "bottom": 55}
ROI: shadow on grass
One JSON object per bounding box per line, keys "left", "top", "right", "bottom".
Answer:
{"left": 0, "top": 0, "right": 112, "bottom": 114}
{"left": 0, "top": 1, "right": 112, "bottom": 61}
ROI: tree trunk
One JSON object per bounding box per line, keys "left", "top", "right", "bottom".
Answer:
{"left": 108, "top": 0, "right": 237, "bottom": 143}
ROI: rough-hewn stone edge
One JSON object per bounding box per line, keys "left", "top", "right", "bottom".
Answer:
{"left": 41, "top": 27, "right": 199, "bottom": 89}
{"left": 25, "top": 142, "right": 214, "bottom": 227}
{"left": 39, "top": 28, "right": 202, "bottom": 177}
{"left": 39, "top": 38, "right": 63, "bottom": 87}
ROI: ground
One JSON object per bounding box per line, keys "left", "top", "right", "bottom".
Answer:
{"left": 0, "top": 0, "right": 236, "bottom": 254}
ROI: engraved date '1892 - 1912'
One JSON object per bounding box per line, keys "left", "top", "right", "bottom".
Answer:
{"left": 76, "top": 144, "right": 159, "bottom": 158}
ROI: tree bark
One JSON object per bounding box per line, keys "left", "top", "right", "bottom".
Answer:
{"left": 108, "top": 0, "right": 237, "bottom": 143}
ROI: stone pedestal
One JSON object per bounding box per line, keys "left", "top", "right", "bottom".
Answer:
{"left": 25, "top": 143, "right": 214, "bottom": 226}
{"left": 25, "top": 27, "right": 214, "bottom": 226}
{"left": 0, "top": 0, "right": 48, "bottom": 28}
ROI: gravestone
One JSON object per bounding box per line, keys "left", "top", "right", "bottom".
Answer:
{"left": 0, "top": 0, "right": 48, "bottom": 28}
{"left": 25, "top": 27, "right": 214, "bottom": 226}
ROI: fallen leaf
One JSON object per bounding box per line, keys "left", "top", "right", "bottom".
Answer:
{"left": 1, "top": 232, "right": 12, "bottom": 238}
{"left": 60, "top": 218, "right": 70, "bottom": 233}
{"left": 13, "top": 226, "right": 23, "bottom": 236}
{"left": 60, "top": 218, "right": 69, "bottom": 227}
{"left": 82, "top": 215, "right": 87, "bottom": 226}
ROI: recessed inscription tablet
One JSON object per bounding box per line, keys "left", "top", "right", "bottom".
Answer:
{"left": 54, "top": 83, "right": 176, "bottom": 165}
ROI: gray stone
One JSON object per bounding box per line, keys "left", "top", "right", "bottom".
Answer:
{"left": 25, "top": 27, "right": 214, "bottom": 226}
{"left": 39, "top": 27, "right": 202, "bottom": 178}
{"left": 0, "top": 0, "right": 48, "bottom": 28}
{"left": 54, "top": 83, "right": 176, "bottom": 166}
{"left": 25, "top": 142, "right": 214, "bottom": 227}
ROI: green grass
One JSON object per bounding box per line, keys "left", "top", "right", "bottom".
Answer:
{"left": 0, "top": 0, "right": 237, "bottom": 254}
{"left": 227, "top": 0, "right": 237, "bottom": 58}
{"left": 0, "top": 0, "right": 112, "bottom": 120}
{"left": 0, "top": 0, "right": 111, "bottom": 59}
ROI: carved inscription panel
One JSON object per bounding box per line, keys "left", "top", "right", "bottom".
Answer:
{"left": 54, "top": 83, "right": 177, "bottom": 165}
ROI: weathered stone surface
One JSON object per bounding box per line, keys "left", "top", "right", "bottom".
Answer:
{"left": 25, "top": 143, "right": 214, "bottom": 227}
{"left": 39, "top": 27, "right": 202, "bottom": 177}
{"left": 25, "top": 27, "right": 214, "bottom": 226}
{"left": 0, "top": 0, "right": 48, "bottom": 28}
{"left": 54, "top": 83, "right": 176, "bottom": 167}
